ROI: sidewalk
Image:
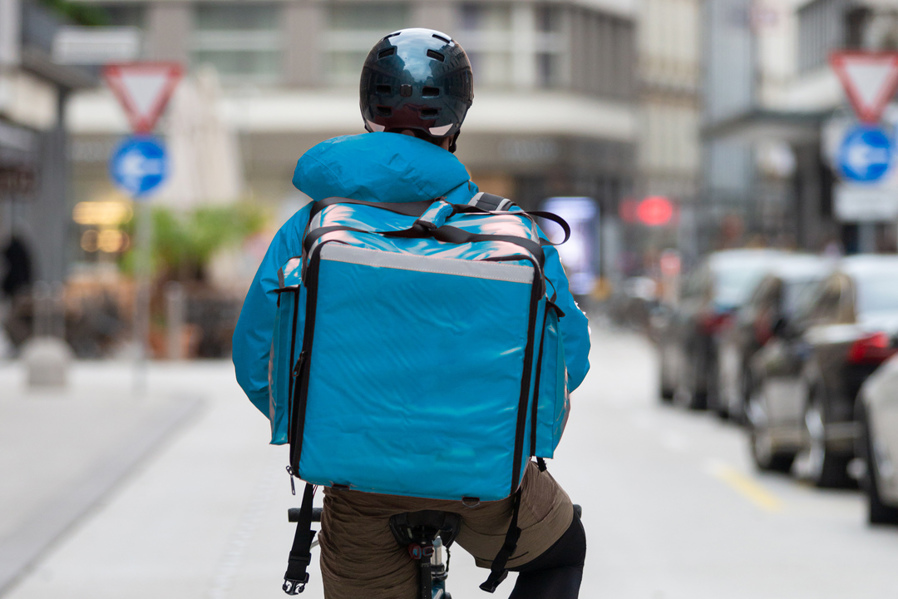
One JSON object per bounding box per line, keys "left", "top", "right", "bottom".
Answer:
{"left": 0, "top": 359, "right": 208, "bottom": 595}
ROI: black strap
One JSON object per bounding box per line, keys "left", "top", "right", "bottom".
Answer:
{"left": 302, "top": 225, "right": 372, "bottom": 253}
{"left": 429, "top": 226, "right": 545, "bottom": 266}
{"left": 480, "top": 489, "right": 523, "bottom": 593}
{"left": 283, "top": 483, "right": 316, "bottom": 595}
{"left": 530, "top": 310, "right": 550, "bottom": 458}
{"left": 310, "top": 197, "right": 438, "bottom": 220}
{"left": 455, "top": 202, "right": 571, "bottom": 246}
{"left": 528, "top": 211, "right": 571, "bottom": 245}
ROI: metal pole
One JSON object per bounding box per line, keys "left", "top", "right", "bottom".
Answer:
{"left": 859, "top": 223, "right": 877, "bottom": 253}
{"left": 133, "top": 201, "right": 152, "bottom": 395}
{"left": 165, "top": 280, "right": 186, "bottom": 360}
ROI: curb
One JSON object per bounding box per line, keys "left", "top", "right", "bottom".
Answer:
{"left": 0, "top": 396, "right": 205, "bottom": 597}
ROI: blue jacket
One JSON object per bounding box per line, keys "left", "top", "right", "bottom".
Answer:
{"left": 232, "top": 132, "right": 591, "bottom": 418}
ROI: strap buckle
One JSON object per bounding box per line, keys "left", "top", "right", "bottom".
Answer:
{"left": 282, "top": 573, "right": 310, "bottom": 595}
{"left": 414, "top": 200, "right": 454, "bottom": 230}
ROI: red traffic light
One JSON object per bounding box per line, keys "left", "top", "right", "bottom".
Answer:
{"left": 636, "top": 196, "right": 674, "bottom": 226}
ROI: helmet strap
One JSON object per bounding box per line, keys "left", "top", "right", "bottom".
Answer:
{"left": 448, "top": 131, "right": 460, "bottom": 154}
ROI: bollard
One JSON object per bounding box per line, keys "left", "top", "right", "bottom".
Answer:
{"left": 23, "top": 281, "right": 72, "bottom": 388}
{"left": 22, "top": 336, "right": 72, "bottom": 387}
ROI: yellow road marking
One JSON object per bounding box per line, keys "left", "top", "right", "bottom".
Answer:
{"left": 708, "top": 462, "right": 783, "bottom": 512}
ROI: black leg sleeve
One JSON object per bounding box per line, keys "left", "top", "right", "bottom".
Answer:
{"left": 507, "top": 510, "right": 586, "bottom": 599}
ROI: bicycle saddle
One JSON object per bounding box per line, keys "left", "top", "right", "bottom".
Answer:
{"left": 388, "top": 510, "right": 462, "bottom": 549}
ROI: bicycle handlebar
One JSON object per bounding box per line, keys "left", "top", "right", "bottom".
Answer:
{"left": 288, "top": 507, "right": 322, "bottom": 523}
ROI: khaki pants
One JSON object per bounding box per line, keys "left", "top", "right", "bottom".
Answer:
{"left": 318, "top": 462, "right": 574, "bottom": 599}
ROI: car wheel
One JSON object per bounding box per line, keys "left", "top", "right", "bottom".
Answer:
{"left": 734, "top": 366, "right": 754, "bottom": 426}
{"left": 659, "top": 348, "right": 674, "bottom": 403}
{"left": 711, "top": 353, "right": 729, "bottom": 421}
{"left": 746, "top": 383, "right": 794, "bottom": 473}
{"left": 802, "top": 388, "right": 852, "bottom": 488}
{"left": 857, "top": 403, "right": 898, "bottom": 525}
{"left": 660, "top": 381, "right": 674, "bottom": 402}
{"left": 680, "top": 348, "right": 707, "bottom": 410}
{"left": 706, "top": 348, "right": 723, "bottom": 416}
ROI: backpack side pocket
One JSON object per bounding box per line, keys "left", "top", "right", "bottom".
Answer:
{"left": 269, "top": 258, "right": 304, "bottom": 445}
{"left": 534, "top": 304, "right": 569, "bottom": 459}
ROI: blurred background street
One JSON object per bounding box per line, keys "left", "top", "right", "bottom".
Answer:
{"left": 5, "top": 0, "right": 898, "bottom": 596}
{"left": 2, "top": 326, "right": 898, "bottom": 599}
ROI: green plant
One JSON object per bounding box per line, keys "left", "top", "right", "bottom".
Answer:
{"left": 37, "top": 0, "right": 111, "bottom": 26}
{"left": 120, "top": 203, "right": 268, "bottom": 282}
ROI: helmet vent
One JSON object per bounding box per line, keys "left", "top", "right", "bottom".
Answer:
{"left": 420, "top": 108, "right": 439, "bottom": 119}
{"left": 376, "top": 85, "right": 392, "bottom": 94}
{"left": 432, "top": 33, "right": 450, "bottom": 43}
{"left": 422, "top": 86, "right": 440, "bottom": 97}
{"left": 376, "top": 105, "right": 392, "bottom": 117}
{"left": 426, "top": 50, "right": 445, "bottom": 62}
{"left": 378, "top": 48, "right": 396, "bottom": 59}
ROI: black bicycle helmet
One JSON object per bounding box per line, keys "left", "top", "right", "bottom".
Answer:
{"left": 360, "top": 28, "right": 474, "bottom": 152}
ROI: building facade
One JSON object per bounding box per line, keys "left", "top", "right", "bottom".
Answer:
{"left": 702, "top": 0, "right": 898, "bottom": 257}
{"left": 1, "top": 0, "right": 94, "bottom": 288}
{"left": 67, "top": 0, "right": 641, "bottom": 282}
{"left": 634, "top": 0, "right": 701, "bottom": 272}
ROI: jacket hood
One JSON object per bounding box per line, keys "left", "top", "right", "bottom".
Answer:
{"left": 293, "top": 133, "right": 475, "bottom": 204}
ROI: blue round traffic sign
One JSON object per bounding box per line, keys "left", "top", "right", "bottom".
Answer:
{"left": 109, "top": 135, "right": 168, "bottom": 198}
{"left": 837, "top": 125, "right": 893, "bottom": 184}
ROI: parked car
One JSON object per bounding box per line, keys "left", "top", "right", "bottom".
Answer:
{"left": 746, "top": 255, "right": 898, "bottom": 486}
{"left": 715, "top": 254, "right": 832, "bottom": 422}
{"left": 609, "top": 276, "right": 660, "bottom": 331}
{"left": 855, "top": 354, "right": 898, "bottom": 525}
{"left": 656, "top": 249, "right": 785, "bottom": 409}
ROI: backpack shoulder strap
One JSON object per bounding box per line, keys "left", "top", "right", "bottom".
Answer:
{"left": 468, "top": 192, "right": 516, "bottom": 212}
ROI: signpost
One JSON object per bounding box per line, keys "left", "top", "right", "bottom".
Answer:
{"left": 104, "top": 62, "right": 181, "bottom": 392}
{"left": 829, "top": 51, "right": 898, "bottom": 251}
{"left": 836, "top": 124, "right": 893, "bottom": 184}
{"left": 829, "top": 52, "right": 898, "bottom": 124}
{"left": 103, "top": 63, "right": 182, "bottom": 133}
{"left": 109, "top": 136, "right": 168, "bottom": 197}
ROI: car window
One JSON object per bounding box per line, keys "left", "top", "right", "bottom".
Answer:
{"left": 681, "top": 264, "right": 708, "bottom": 301}
{"left": 854, "top": 273, "right": 898, "bottom": 314}
{"left": 782, "top": 278, "right": 826, "bottom": 317}
{"left": 748, "top": 276, "right": 772, "bottom": 309}
{"left": 810, "top": 278, "right": 844, "bottom": 323}
{"left": 713, "top": 265, "right": 770, "bottom": 308}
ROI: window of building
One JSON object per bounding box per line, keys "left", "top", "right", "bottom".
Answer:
{"left": 324, "top": 3, "right": 410, "bottom": 85}
{"left": 99, "top": 5, "right": 145, "bottom": 28}
{"left": 568, "top": 7, "right": 635, "bottom": 100}
{"left": 457, "top": 3, "right": 564, "bottom": 90}
{"left": 191, "top": 3, "right": 282, "bottom": 84}
{"left": 797, "top": 0, "right": 847, "bottom": 74}
{"left": 458, "top": 4, "right": 514, "bottom": 87}
{"left": 535, "top": 4, "right": 564, "bottom": 88}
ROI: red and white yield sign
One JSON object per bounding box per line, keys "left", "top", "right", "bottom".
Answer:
{"left": 103, "top": 62, "right": 183, "bottom": 133}
{"left": 829, "top": 51, "right": 898, "bottom": 124}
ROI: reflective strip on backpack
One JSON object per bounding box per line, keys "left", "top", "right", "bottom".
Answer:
{"left": 319, "top": 243, "right": 534, "bottom": 284}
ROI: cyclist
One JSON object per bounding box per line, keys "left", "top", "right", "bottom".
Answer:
{"left": 233, "top": 28, "right": 591, "bottom": 599}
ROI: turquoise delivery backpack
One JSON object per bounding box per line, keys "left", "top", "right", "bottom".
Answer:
{"left": 273, "top": 194, "right": 570, "bottom": 499}
{"left": 275, "top": 194, "right": 571, "bottom": 594}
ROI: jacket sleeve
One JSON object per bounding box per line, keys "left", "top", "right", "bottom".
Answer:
{"left": 543, "top": 244, "right": 591, "bottom": 392}
{"left": 232, "top": 205, "right": 313, "bottom": 417}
